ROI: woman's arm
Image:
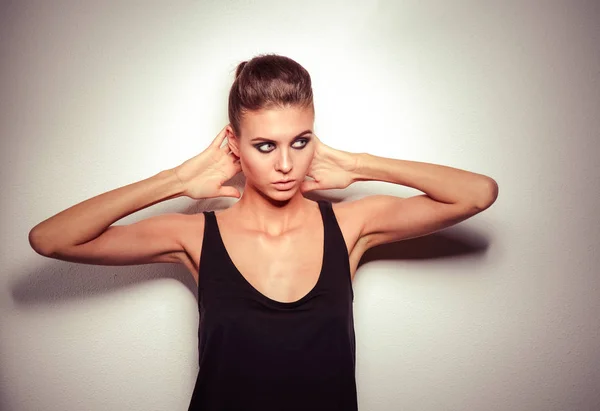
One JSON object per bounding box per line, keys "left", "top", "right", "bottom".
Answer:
{"left": 354, "top": 153, "right": 498, "bottom": 209}
{"left": 28, "top": 125, "right": 241, "bottom": 264}
{"left": 301, "top": 136, "right": 498, "bottom": 250}
{"left": 346, "top": 153, "right": 498, "bottom": 249}
{"left": 28, "top": 169, "right": 184, "bottom": 256}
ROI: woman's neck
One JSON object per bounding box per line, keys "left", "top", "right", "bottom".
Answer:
{"left": 232, "top": 186, "right": 314, "bottom": 236}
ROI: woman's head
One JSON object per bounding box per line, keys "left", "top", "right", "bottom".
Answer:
{"left": 226, "top": 54, "right": 316, "bottom": 201}
{"left": 227, "top": 54, "right": 314, "bottom": 138}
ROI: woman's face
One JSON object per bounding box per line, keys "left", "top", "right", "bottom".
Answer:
{"left": 228, "top": 105, "right": 315, "bottom": 199}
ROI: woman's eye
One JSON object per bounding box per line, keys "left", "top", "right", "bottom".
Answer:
{"left": 293, "top": 139, "right": 309, "bottom": 148}
{"left": 256, "top": 143, "right": 275, "bottom": 153}
{"left": 255, "top": 139, "right": 309, "bottom": 153}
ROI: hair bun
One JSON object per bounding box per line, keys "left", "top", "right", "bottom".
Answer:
{"left": 235, "top": 61, "right": 248, "bottom": 78}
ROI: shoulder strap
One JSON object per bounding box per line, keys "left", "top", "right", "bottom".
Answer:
{"left": 202, "top": 210, "right": 216, "bottom": 227}
{"left": 317, "top": 200, "right": 354, "bottom": 301}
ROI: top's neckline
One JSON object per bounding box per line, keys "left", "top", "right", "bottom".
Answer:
{"left": 211, "top": 200, "right": 327, "bottom": 309}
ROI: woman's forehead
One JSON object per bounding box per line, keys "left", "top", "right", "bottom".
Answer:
{"left": 241, "top": 107, "right": 314, "bottom": 138}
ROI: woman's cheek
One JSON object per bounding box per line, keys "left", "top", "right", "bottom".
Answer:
{"left": 240, "top": 154, "right": 264, "bottom": 180}
{"left": 301, "top": 150, "right": 315, "bottom": 169}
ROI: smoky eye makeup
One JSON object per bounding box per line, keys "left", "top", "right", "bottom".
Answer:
{"left": 254, "top": 137, "right": 311, "bottom": 153}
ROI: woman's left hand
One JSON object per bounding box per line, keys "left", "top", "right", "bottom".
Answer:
{"left": 301, "top": 135, "right": 361, "bottom": 193}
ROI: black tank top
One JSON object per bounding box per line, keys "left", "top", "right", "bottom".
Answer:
{"left": 187, "top": 200, "right": 358, "bottom": 411}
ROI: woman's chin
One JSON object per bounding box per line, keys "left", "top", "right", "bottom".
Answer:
{"left": 268, "top": 184, "right": 300, "bottom": 199}
{"left": 271, "top": 190, "right": 296, "bottom": 199}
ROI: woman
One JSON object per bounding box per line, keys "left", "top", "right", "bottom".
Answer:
{"left": 29, "top": 54, "right": 498, "bottom": 410}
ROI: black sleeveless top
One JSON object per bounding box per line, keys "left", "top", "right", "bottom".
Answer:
{"left": 187, "top": 200, "right": 358, "bottom": 411}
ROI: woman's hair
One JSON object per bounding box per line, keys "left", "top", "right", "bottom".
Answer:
{"left": 228, "top": 53, "right": 314, "bottom": 138}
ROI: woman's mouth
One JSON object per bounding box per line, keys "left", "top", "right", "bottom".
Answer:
{"left": 272, "top": 180, "right": 295, "bottom": 190}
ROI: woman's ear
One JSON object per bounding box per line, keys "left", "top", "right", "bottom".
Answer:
{"left": 226, "top": 125, "right": 241, "bottom": 157}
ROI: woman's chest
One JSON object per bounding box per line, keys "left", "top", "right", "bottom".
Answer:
{"left": 219, "top": 226, "right": 325, "bottom": 304}
{"left": 182, "top": 202, "right": 365, "bottom": 291}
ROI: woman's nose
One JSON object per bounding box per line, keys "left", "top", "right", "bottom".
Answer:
{"left": 275, "top": 149, "right": 293, "bottom": 173}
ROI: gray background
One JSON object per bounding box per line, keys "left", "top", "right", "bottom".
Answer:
{"left": 1, "top": 0, "right": 599, "bottom": 410}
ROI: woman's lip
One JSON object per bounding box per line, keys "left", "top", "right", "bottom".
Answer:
{"left": 273, "top": 180, "right": 295, "bottom": 189}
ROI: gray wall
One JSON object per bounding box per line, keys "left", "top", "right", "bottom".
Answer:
{"left": 2, "top": 0, "right": 599, "bottom": 410}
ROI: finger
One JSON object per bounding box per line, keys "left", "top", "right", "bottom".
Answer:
{"left": 212, "top": 125, "right": 230, "bottom": 148}
{"left": 300, "top": 180, "right": 319, "bottom": 193}
{"left": 225, "top": 150, "right": 238, "bottom": 162}
{"left": 220, "top": 186, "right": 241, "bottom": 198}
{"left": 232, "top": 159, "right": 242, "bottom": 172}
{"left": 221, "top": 141, "right": 237, "bottom": 155}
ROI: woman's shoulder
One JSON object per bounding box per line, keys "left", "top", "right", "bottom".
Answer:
{"left": 176, "top": 211, "right": 206, "bottom": 245}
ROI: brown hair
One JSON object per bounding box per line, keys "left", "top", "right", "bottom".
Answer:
{"left": 228, "top": 53, "right": 314, "bottom": 138}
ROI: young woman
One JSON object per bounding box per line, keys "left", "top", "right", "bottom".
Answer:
{"left": 29, "top": 54, "right": 498, "bottom": 410}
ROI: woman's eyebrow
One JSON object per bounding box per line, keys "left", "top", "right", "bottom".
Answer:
{"left": 250, "top": 130, "right": 313, "bottom": 142}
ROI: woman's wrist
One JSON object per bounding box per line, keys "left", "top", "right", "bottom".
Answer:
{"left": 351, "top": 153, "right": 374, "bottom": 183}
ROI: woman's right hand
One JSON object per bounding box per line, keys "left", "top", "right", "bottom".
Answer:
{"left": 172, "top": 125, "right": 243, "bottom": 200}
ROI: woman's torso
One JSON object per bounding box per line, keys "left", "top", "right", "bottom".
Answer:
{"left": 186, "top": 199, "right": 362, "bottom": 410}
{"left": 178, "top": 198, "right": 367, "bottom": 293}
